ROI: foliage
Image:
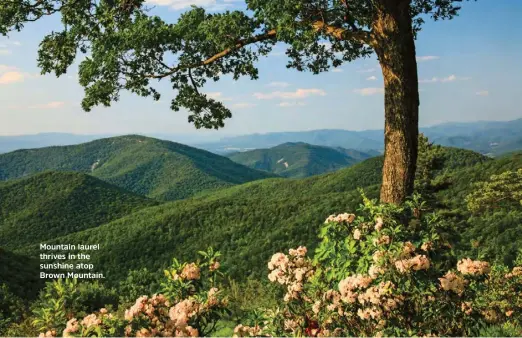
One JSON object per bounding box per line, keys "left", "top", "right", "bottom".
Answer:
{"left": 23, "top": 197, "right": 522, "bottom": 337}
{"left": 228, "top": 142, "right": 375, "bottom": 178}
{"left": 237, "top": 196, "right": 522, "bottom": 337}
{"left": 1, "top": 0, "right": 468, "bottom": 127}
{"left": 29, "top": 249, "right": 229, "bottom": 337}
{"left": 0, "top": 248, "right": 42, "bottom": 300}
{"left": 0, "top": 284, "right": 25, "bottom": 335}
{"left": 7, "top": 147, "right": 507, "bottom": 289}
{"left": 466, "top": 169, "right": 522, "bottom": 214}
{"left": 16, "top": 157, "right": 384, "bottom": 283}
{"left": 117, "top": 269, "right": 162, "bottom": 307}
{"left": 0, "top": 171, "right": 157, "bottom": 249}
{"left": 0, "top": 135, "right": 274, "bottom": 201}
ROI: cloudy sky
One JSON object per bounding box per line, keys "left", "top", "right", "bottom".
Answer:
{"left": 1, "top": 0, "right": 521, "bottom": 137}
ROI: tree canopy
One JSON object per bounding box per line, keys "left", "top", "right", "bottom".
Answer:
{"left": 2, "top": 0, "right": 466, "bottom": 128}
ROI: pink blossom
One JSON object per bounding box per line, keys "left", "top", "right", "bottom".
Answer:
{"left": 181, "top": 263, "right": 201, "bottom": 280}
{"left": 457, "top": 258, "right": 490, "bottom": 276}
{"left": 439, "top": 271, "right": 467, "bottom": 295}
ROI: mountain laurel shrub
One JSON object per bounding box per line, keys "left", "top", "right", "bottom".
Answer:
{"left": 28, "top": 195, "right": 522, "bottom": 337}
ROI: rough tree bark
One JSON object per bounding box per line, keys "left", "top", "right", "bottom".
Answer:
{"left": 372, "top": 0, "right": 420, "bottom": 204}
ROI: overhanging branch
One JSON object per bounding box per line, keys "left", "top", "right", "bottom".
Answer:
{"left": 145, "top": 21, "right": 371, "bottom": 79}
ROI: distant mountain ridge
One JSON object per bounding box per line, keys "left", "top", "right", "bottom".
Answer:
{"left": 197, "top": 118, "right": 522, "bottom": 156}
{"left": 1, "top": 119, "right": 521, "bottom": 156}
{"left": 227, "top": 142, "right": 377, "bottom": 178}
{"left": 0, "top": 135, "right": 274, "bottom": 201}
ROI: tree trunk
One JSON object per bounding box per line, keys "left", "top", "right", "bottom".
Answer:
{"left": 372, "top": 0, "right": 420, "bottom": 204}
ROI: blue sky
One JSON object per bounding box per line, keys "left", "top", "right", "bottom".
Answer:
{"left": 1, "top": 0, "right": 521, "bottom": 138}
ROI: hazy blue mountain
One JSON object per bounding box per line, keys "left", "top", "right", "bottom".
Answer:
{"left": 196, "top": 118, "right": 522, "bottom": 156}
{"left": 2, "top": 119, "right": 521, "bottom": 156}
{"left": 196, "top": 129, "right": 384, "bottom": 154}
{"left": 0, "top": 133, "right": 110, "bottom": 154}
{"left": 227, "top": 142, "right": 377, "bottom": 178}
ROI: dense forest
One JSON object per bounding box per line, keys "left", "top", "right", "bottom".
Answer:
{"left": 227, "top": 142, "right": 376, "bottom": 178}
{"left": 0, "top": 135, "right": 274, "bottom": 201}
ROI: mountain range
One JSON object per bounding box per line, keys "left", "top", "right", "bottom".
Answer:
{"left": 227, "top": 142, "right": 379, "bottom": 178}
{"left": 3, "top": 134, "right": 516, "bottom": 285}
{"left": 0, "top": 135, "right": 274, "bottom": 201}
{"left": 197, "top": 118, "right": 522, "bottom": 156}
{"left": 2, "top": 119, "right": 521, "bottom": 156}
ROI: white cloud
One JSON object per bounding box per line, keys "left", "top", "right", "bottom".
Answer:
{"left": 366, "top": 76, "right": 377, "bottom": 81}
{"left": 206, "top": 92, "right": 232, "bottom": 101}
{"left": 332, "top": 68, "right": 344, "bottom": 73}
{"left": 419, "top": 75, "right": 471, "bottom": 83}
{"left": 476, "top": 90, "right": 489, "bottom": 96}
{"left": 267, "top": 81, "right": 290, "bottom": 88}
{"left": 0, "top": 70, "right": 24, "bottom": 85}
{"left": 0, "top": 64, "right": 17, "bottom": 72}
{"left": 279, "top": 102, "right": 306, "bottom": 107}
{"left": 353, "top": 87, "right": 384, "bottom": 96}
{"left": 145, "top": 0, "right": 233, "bottom": 11}
{"left": 416, "top": 56, "right": 440, "bottom": 62}
{"left": 357, "top": 68, "right": 376, "bottom": 74}
{"left": 0, "top": 49, "right": 12, "bottom": 56}
{"left": 29, "top": 102, "right": 66, "bottom": 109}
{"left": 254, "top": 88, "right": 326, "bottom": 100}
{"left": 231, "top": 102, "right": 256, "bottom": 109}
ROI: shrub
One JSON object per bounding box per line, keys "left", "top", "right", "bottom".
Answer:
{"left": 235, "top": 194, "right": 522, "bottom": 337}
{"left": 31, "top": 195, "right": 522, "bottom": 337}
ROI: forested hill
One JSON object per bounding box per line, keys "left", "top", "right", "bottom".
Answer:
{"left": 13, "top": 147, "right": 505, "bottom": 284}
{"left": 227, "top": 142, "right": 376, "bottom": 178}
{"left": 0, "top": 171, "right": 158, "bottom": 250}
{"left": 0, "top": 135, "right": 275, "bottom": 201}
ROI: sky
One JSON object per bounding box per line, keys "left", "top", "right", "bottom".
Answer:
{"left": 1, "top": 0, "right": 521, "bottom": 138}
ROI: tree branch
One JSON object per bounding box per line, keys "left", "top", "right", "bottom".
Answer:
{"left": 145, "top": 21, "right": 371, "bottom": 79}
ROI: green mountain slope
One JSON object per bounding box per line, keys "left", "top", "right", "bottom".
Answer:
{"left": 0, "top": 248, "right": 42, "bottom": 299}
{"left": 0, "top": 135, "right": 274, "bottom": 201}
{"left": 13, "top": 147, "right": 493, "bottom": 284}
{"left": 0, "top": 171, "right": 157, "bottom": 249}
{"left": 227, "top": 142, "right": 376, "bottom": 178}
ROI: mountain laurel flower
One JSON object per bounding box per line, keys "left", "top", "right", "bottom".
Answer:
{"left": 373, "top": 250, "right": 385, "bottom": 264}
{"left": 339, "top": 274, "right": 373, "bottom": 294}
{"left": 368, "top": 265, "right": 385, "bottom": 279}
{"left": 268, "top": 253, "right": 289, "bottom": 271}
{"left": 439, "top": 271, "right": 467, "bottom": 295}
{"left": 63, "top": 318, "right": 79, "bottom": 336}
{"left": 375, "top": 217, "right": 384, "bottom": 228}
{"left": 402, "top": 241, "right": 416, "bottom": 255}
{"left": 312, "top": 301, "right": 321, "bottom": 314}
{"left": 284, "top": 319, "right": 299, "bottom": 332}
{"left": 461, "top": 302, "right": 473, "bottom": 315}
{"left": 395, "top": 255, "right": 430, "bottom": 273}
{"left": 421, "top": 241, "right": 433, "bottom": 252}
{"left": 457, "top": 258, "right": 490, "bottom": 276}
{"left": 353, "top": 229, "right": 362, "bottom": 240}
{"left": 81, "top": 314, "right": 101, "bottom": 328}
{"left": 209, "top": 261, "right": 220, "bottom": 271}
{"left": 169, "top": 299, "right": 198, "bottom": 327}
{"left": 181, "top": 263, "right": 201, "bottom": 280}
{"left": 373, "top": 235, "right": 390, "bottom": 246}
{"left": 506, "top": 310, "right": 514, "bottom": 317}
{"left": 325, "top": 213, "right": 356, "bottom": 224}
{"left": 289, "top": 246, "right": 308, "bottom": 257}
{"left": 39, "top": 330, "right": 56, "bottom": 337}
{"left": 506, "top": 266, "right": 522, "bottom": 278}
